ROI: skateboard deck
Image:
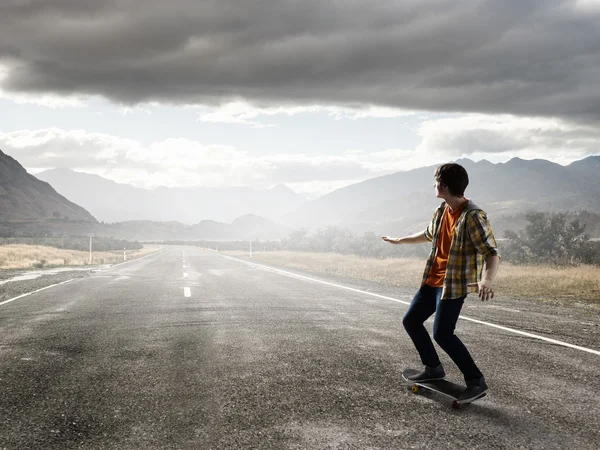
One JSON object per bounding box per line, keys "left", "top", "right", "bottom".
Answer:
{"left": 402, "top": 368, "right": 486, "bottom": 409}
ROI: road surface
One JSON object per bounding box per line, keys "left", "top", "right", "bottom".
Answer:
{"left": 1, "top": 247, "right": 598, "bottom": 449}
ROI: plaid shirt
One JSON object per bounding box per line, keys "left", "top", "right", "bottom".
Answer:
{"left": 422, "top": 200, "right": 499, "bottom": 300}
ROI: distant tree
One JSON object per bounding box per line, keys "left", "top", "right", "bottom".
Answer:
{"left": 281, "top": 228, "right": 309, "bottom": 251}
{"left": 309, "top": 226, "right": 346, "bottom": 252}
{"left": 504, "top": 212, "right": 594, "bottom": 265}
{"left": 353, "top": 231, "right": 382, "bottom": 258}
{"left": 276, "top": 226, "right": 432, "bottom": 260}
{"left": 332, "top": 228, "right": 356, "bottom": 255}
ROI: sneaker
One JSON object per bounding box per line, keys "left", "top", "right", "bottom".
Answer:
{"left": 406, "top": 364, "right": 446, "bottom": 382}
{"left": 457, "top": 378, "right": 488, "bottom": 404}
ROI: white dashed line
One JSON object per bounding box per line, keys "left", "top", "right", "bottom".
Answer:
{"left": 183, "top": 273, "right": 188, "bottom": 278}
{"left": 183, "top": 287, "right": 191, "bottom": 297}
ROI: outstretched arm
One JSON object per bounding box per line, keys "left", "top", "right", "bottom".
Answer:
{"left": 382, "top": 231, "right": 429, "bottom": 245}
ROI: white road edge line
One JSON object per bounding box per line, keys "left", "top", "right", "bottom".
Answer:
{"left": 184, "top": 287, "right": 191, "bottom": 297}
{"left": 105, "top": 248, "right": 166, "bottom": 270}
{"left": 220, "top": 254, "right": 600, "bottom": 357}
{"left": 0, "top": 279, "right": 76, "bottom": 307}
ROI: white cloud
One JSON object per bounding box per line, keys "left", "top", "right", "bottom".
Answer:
{"left": 416, "top": 114, "right": 600, "bottom": 164}
{"left": 198, "top": 101, "right": 277, "bottom": 128}
{"left": 2, "top": 113, "right": 598, "bottom": 198}
{"left": 120, "top": 104, "right": 156, "bottom": 115}
{"left": 0, "top": 128, "right": 410, "bottom": 195}
{"left": 1, "top": 129, "right": 136, "bottom": 167}
{"left": 197, "top": 101, "right": 415, "bottom": 127}
{"left": 331, "top": 105, "right": 417, "bottom": 120}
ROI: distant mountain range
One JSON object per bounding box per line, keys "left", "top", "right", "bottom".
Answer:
{"left": 23, "top": 213, "right": 290, "bottom": 242}
{"left": 90, "top": 214, "right": 290, "bottom": 242}
{"left": 0, "top": 149, "right": 97, "bottom": 223}
{"left": 2, "top": 147, "right": 600, "bottom": 241}
{"left": 36, "top": 168, "right": 308, "bottom": 224}
{"left": 0, "top": 149, "right": 290, "bottom": 241}
{"left": 280, "top": 156, "right": 600, "bottom": 236}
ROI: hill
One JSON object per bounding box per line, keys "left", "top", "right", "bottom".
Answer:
{"left": 281, "top": 156, "right": 600, "bottom": 236}
{"left": 24, "top": 214, "right": 291, "bottom": 242}
{"left": 36, "top": 168, "right": 308, "bottom": 224}
{"left": 0, "top": 149, "right": 97, "bottom": 223}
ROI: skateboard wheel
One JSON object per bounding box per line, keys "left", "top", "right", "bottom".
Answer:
{"left": 452, "top": 400, "right": 460, "bottom": 409}
{"left": 411, "top": 385, "right": 419, "bottom": 393}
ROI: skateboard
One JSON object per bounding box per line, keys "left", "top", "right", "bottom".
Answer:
{"left": 402, "top": 368, "right": 486, "bottom": 409}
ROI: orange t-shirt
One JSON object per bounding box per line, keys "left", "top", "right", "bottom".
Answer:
{"left": 425, "top": 204, "right": 465, "bottom": 287}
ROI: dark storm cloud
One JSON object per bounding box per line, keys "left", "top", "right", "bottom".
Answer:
{"left": 1, "top": 0, "right": 599, "bottom": 119}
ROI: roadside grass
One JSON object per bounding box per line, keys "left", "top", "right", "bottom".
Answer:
{"left": 221, "top": 250, "right": 600, "bottom": 305}
{"left": 0, "top": 244, "right": 161, "bottom": 270}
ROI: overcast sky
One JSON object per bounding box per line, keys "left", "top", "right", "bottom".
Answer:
{"left": 1, "top": 0, "right": 599, "bottom": 197}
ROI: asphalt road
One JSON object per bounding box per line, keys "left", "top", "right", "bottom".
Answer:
{"left": 1, "top": 247, "right": 598, "bottom": 449}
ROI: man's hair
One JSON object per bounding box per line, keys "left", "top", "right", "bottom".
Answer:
{"left": 435, "top": 163, "right": 469, "bottom": 197}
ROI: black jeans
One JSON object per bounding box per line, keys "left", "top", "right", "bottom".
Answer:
{"left": 402, "top": 284, "right": 483, "bottom": 383}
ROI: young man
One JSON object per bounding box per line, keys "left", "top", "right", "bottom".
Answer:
{"left": 382, "top": 162, "right": 500, "bottom": 402}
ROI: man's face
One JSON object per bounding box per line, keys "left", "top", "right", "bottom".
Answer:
{"left": 434, "top": 177, "right": 445, "bottom": 198}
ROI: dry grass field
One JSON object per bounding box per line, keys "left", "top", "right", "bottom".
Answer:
{"left": 0, "top": 244, "right": 161, "bottom": 270}
{"left": 222, "top": 250, "right": 600, "bottom": 305}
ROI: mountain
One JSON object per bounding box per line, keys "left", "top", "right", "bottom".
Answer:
{"left": 568, "top": 155, "right": 600, "bottom": 173}
{"left": 280, "top": 156, "right": 600, "bottom": 235}
{"left": 0, "top": 149, "right": 290, "bottom": 240}
{"left": 84, "top": 214, "right": 290, "bottom": 241}
{"left": 36, "top": 169, "right": 308, "bottom": 224}
{"left": 0, "top": 149, "right": 96, "bottom": 223}
{"left": 5, "top": 146, "right": 600, "bottom": 241}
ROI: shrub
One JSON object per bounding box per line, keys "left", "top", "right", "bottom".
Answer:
{"left": 503, "top": 212, "right": 597, "bottom": 266}
{"left": 32, "top": 259, "right": 47, "bottom": 269}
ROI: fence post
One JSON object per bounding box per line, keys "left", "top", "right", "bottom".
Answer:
{"left": 88, "top": 233, "right": 93, "bottom": 264}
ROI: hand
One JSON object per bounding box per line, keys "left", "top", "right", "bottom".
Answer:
{"left": 467, "top": 280, "right": 495, "bottom": 301}
{"left": 382, "top": 236, "right": 397, "bottom": 244}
